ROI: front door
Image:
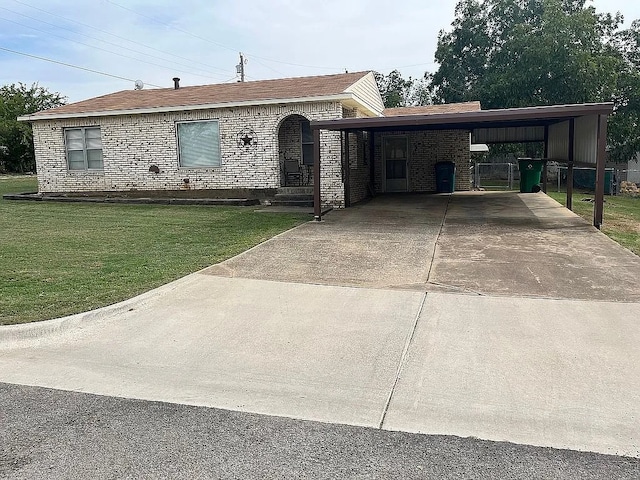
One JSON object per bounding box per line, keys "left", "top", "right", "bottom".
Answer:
{"left": 384, "top": 136, "right": 408, "bottom": 192}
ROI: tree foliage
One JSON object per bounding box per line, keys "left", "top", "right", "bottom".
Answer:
{"left": 608, "top": 20, "right": 640, "bottom": 163}
{"left": 0, "top": 83, "right": 66, "bottom": 173}
{"left": 430, "top": 0, "right": 640, "bottom": 163}
{"left": 374, "top": 70, "right": 435, "bottom": 108}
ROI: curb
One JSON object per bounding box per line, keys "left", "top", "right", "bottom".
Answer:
{"left": 0, "top": 272, "right": 203, "bottom": 347}
{"left": 0, "top": 218, "right": 312, "bottom": 346}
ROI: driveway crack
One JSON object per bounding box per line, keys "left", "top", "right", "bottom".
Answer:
{"left": 378, "top": 292, "right": 427, "bottom": 429}
{"left": 426, "top": 194, "right": 452, "bottom": 283}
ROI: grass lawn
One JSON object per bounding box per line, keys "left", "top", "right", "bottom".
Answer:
{"left": 0, "top": 176, "right": 308, "bottom": 325}
{"left": 546, "top": 190, "right": 640, "bottom": 256}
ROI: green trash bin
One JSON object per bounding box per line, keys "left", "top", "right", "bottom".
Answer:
{"left": 518, "top": 159, "right": 544, "bottom": 193}
{"left": 435, "top": 161, "right": 456, "bottom": 193}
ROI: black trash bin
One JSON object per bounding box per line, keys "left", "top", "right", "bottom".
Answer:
{"left": 435, "top": 161, "right": 456, "bottom": 193}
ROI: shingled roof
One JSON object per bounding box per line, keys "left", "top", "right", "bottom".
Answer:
{"left": 383, "top": 102, "right": 482, "bottom": 116}
{"left": 25, "top": 71, "right": 373, "bottom": 119}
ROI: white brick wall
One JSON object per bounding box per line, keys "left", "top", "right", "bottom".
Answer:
{"left": 32, "top": 102, "right": 345, "bottom": 206}
{"left": 31, "top": 101, "right": 472, "bottom": 208}
{"left": 373, "top": 130, "right": 471, "bottom": 193}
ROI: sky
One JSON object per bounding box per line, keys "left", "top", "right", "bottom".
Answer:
{"left": 1, "top": 0, "right": 639, "bottom": 103}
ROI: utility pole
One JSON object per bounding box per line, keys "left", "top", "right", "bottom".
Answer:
{"left": 236, "top": 52, "right": 246, "bottom": 82}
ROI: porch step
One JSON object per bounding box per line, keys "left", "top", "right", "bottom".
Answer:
{"left": 270, "top": 199, "right": 314, "bottom": 207}
{"left": 272, "top": 187, "right": 313, "bottom": 207}
{"left": 274, "top": 193, "right": 313, "bottom": 201}
{"left": 277, "top": 186, "right": 313, "bottom": 195}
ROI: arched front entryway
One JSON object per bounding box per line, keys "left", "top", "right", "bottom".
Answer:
{"left": 277, "top": 114, "right": 314, "bottom": 187}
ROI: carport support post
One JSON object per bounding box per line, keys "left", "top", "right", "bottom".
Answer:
{"left": 343, "top": 131, "right": 351, "bottom": 208}
{"left": 313, "top": 127, "right": 321, "bottom": 221}
{"left": 566, "top": 119, "right": 575, "bottom": 211}
{"left": 594, "top": 114, "right": 607, "bottom": 229}
{"left": 542, "top": 126, "right": 549, "bottom": 193}
{"left": 368, "top": 130, "right": 375, "bottom": 195}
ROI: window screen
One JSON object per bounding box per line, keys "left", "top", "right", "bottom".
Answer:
{"left": 65, "top": 127, "right": 103, "bottom": 170}
{"left": 177, "top": 121, "right": 221, "bottom": 168}
{"left": 301, "top": 120, "right": 314, "bottom": 166}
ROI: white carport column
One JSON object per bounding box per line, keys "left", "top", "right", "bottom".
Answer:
{"left": 313, "top": 127, "right": 321, "bottom": 221}
{"left": 594, "top": 114, "right": 607, "bottom": 229}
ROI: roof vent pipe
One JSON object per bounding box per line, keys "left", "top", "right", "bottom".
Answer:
{"left": 173, "top": 77, "right": 180, "bottom": 89}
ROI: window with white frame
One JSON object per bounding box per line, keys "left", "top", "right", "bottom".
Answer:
{"left": 65, "top": 127, "right": 103, "bottom": 170}
{"left": 177, "top": 120, "right": 221, "bottom": 168}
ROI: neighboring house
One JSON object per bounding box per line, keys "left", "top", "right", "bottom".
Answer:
{"left": 19, "top": 72, "right": 476, "bottom": 207}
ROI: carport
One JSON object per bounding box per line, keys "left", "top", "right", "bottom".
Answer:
{"left": 311, "top": 103, "right": 613, "bottom": 228}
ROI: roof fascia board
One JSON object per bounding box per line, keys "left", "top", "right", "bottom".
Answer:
{"left": 311, "top": 103, "right": 614, "bottom": 130}
{"left": 18, "top": 93, "right": 361, "bottom": 121}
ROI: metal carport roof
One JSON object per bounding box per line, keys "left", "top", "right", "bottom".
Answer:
{"left": 310, "top": 102, "right": 613, "bottom": 228}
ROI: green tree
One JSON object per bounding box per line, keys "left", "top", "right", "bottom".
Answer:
{"left": 429, "top": 0, "right": 492, "bottom": 104}
{"left": 430, "top": 0, "right": 640, "bottom": 163}
{"left": 0, "top": 83, "right": 66, "bottom": 173}
{"left": 608, "top": 20, "right": 640, "bottom": 163}
{"left": 374, "top": 70, "right": 435, "bottom": 108}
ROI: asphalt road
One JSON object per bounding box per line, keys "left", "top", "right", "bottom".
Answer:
{"left": 2, "top": 383, "right": 638, "bottom": 479}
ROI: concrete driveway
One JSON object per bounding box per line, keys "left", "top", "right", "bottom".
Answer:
{"left": 209, "top": 191, "right": 640, "bottom": 301}
{"left": 1, "top": 191, "right": 639, "bottom": 458}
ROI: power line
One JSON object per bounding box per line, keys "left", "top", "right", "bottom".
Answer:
{"left": 0, "top": 14, "right": 229, "bottom": 78}
{"left": 9, "top": 0, "right": 233, "bottom": 77}
{"left": 0, "top": 15, "right": 229, "bottom": 81}
{"left": 0, "top": 7, "right": 228, "bottom": 79}
{"left": 104, "top": 0, "right": 343, "bottom": 73}
{"left": 242, "top": 56, "right": 339, "bottom": 71}
{"left": 373, "top": 62, "right": 439, "bottom": 74}
{"left": 11, "top": 0, "right": 437, "bottom": 83}
{"left": 0, "top": 46, "right": 163, "bottom": 88}
{"left": 247, "top": 54, "right": 286, "bottom": 77}
{"left": 105, "top": 0, "right": 239, "bottom": 53}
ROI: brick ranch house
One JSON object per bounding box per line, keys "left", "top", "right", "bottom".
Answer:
{"left": 19, "top": 71, "right": 479, "bottom": 208}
